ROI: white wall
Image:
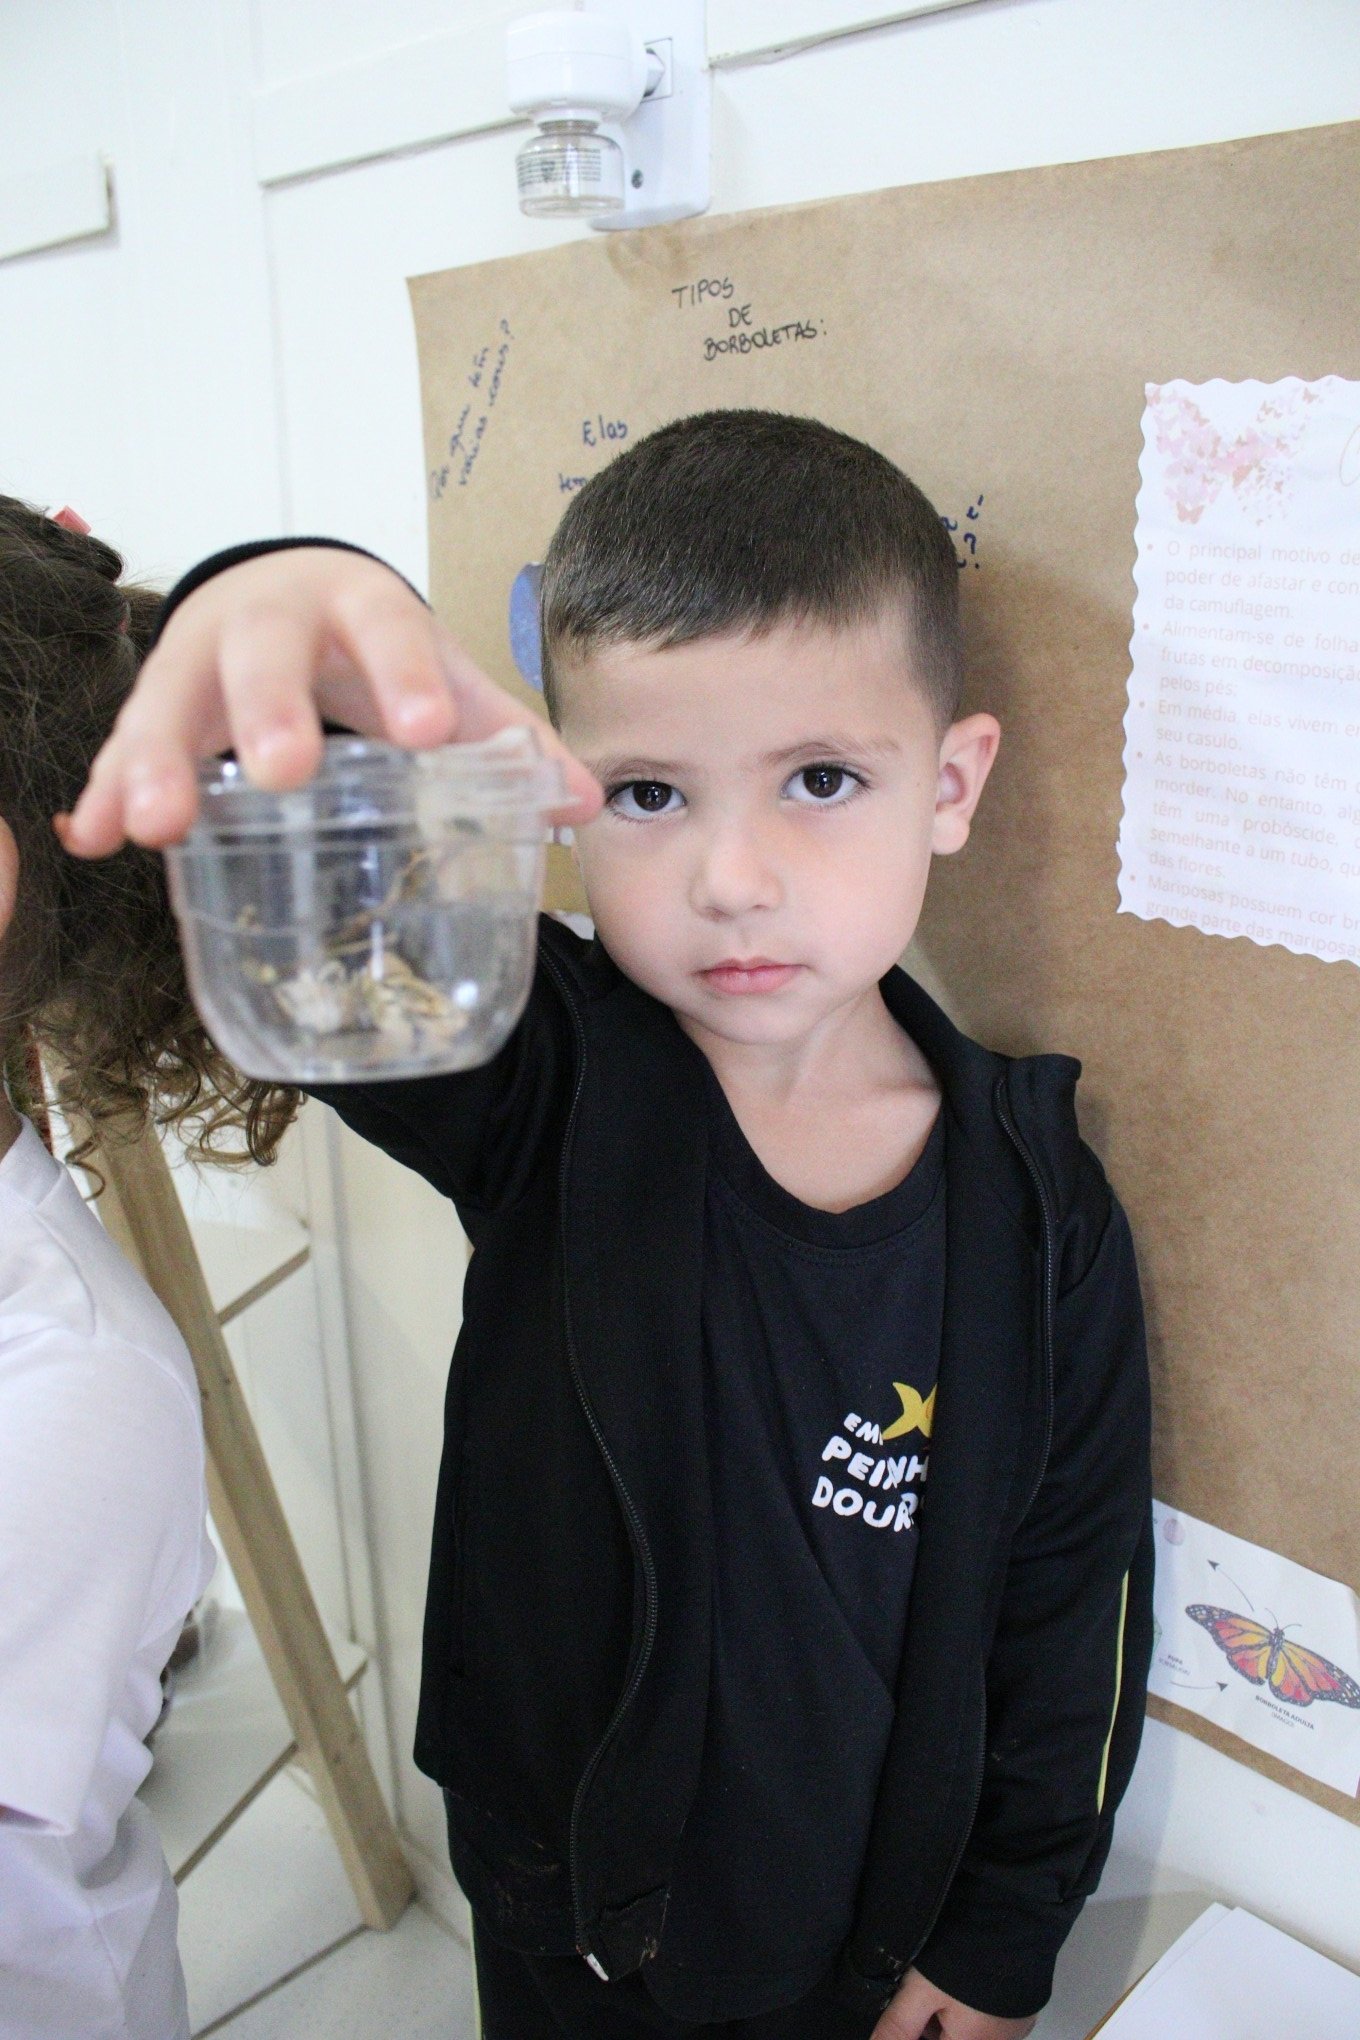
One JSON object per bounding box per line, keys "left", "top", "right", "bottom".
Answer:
{"left": 4, "top": 0, "right": 1360, "bottom": 1989}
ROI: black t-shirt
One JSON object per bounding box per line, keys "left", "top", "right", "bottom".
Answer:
{"left": 645, "top": 1067, "right": 946, "bottom": 2023}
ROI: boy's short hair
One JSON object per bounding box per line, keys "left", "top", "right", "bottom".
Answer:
{"left": 540, "top": 409, "right": 963, "bottom": 728}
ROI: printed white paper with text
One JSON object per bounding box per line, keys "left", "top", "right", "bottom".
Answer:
{"left": 1119, "top": 377, "right": 1360, "bottom": 967}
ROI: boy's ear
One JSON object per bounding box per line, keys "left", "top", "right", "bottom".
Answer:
{"left": 931, "top": 713, "right": 1001, "bottom": 856}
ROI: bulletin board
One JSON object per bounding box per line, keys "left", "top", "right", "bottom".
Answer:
{"left": 410, "top": 121, "right": 1360, "bottom": 1815}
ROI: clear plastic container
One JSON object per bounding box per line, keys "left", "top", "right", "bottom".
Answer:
{"left": 516, "top": 120, "right": 626, "bottom": 216}
{"left": 165, "top": 728, "right": 565, "bottom": 1083}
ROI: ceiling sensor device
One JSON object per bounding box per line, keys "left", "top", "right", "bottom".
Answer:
{"left": 507, "top": 2, "right": 709, "bottom": 230}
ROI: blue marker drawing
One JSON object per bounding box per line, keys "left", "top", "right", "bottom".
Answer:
{"left": 509, "top": 563, "right": 544, "bottom": 692}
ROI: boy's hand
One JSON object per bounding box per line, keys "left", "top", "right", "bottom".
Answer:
{"left": 872, "top": 1967, "right": 1036, "bottom": 2040}
{"left": 61, "top": 547, "right": 602, "bottom": 856}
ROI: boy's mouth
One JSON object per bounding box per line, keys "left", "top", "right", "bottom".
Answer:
{"left": 699, "top": 959, "right": 801, "bottom": 995}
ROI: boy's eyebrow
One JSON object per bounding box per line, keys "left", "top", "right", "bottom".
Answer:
{"left": 759, "top": 733, "right": 903, "bottom": 766}
{"left": 588, "top": 734, "right": 905, "bottom": 782}
{"left": 589, "top": 754, "right": 691, "bottom": 784}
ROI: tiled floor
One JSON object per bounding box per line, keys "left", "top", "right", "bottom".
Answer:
{"left": 197, "top": 1906, "right": 475, "bottom": 2039}
{"left": 175, "top": 1769, "right": 477, "bottom": 2038}
{"left": 172, "top": 1762, "right": 1209, "bottom": 2038}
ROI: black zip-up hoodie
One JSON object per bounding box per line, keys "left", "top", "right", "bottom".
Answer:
{"left": 154, "top": 546, "right": 1152, "bottom": 2021}
{"left": 306, "top": 919, "right": 1153, "bottom": 2022}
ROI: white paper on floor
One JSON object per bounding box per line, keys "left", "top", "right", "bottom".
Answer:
{"left": 1096, "top": 1902, "right": 1360, "bottom": 2038}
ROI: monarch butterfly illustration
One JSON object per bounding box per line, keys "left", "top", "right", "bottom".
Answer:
{"left": 1186, "top": 1604, "right": 1360, "bottom": 1710}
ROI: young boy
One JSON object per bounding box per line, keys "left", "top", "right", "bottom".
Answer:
{"left": 68, "top": 411, "right": 1153, "bottom": 2040}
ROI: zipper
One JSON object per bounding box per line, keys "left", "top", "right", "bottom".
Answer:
{"left": 539, "top": 948, "right": 661, "bottom": 1970}
{"left": 901, "top": 1071, "right": 1059, "bottom": 1973}
{"left": 900, "top": 1681, "right": 987, "bottom": 1975}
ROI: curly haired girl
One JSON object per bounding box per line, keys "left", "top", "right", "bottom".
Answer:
{"left": 0, "top": 497, "right": 295, "bottom": 2040}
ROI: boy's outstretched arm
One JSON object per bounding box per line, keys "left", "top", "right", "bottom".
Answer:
{"left": 873, "top": 1969, "right": 1034, "bottom": 2039}
{"left": 60, "top": 543, "right": 601, "bottom": 856}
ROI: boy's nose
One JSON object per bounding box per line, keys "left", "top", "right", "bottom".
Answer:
{"left": 688, "top": 823, "right": 783, "bottom": 919}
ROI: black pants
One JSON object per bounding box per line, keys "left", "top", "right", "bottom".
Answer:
{"left": 472, "top": 1920, "right": 879, "bottom": 2040}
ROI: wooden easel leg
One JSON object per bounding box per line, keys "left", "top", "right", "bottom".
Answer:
{"left": 93, "top": 1125, "right": 414, "bottom": 1930}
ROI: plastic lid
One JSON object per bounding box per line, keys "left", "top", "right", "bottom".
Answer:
{"left": 189, "top": 727, "right": 567, "bottom": 837}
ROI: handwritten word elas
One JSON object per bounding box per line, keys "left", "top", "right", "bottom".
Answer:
{"left": 582, "top": 416, "right": 628, "bottom": 448}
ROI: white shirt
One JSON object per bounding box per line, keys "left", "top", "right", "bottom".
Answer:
{"left": 0, "top": 1120, "right": 214, "bottom": 2040}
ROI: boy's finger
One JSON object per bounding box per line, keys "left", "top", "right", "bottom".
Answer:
{"left": 340, "top": 604, "right": 601, "bottom": 824}
{"left": 871, "top": 1970, "right": 942, "bottom": 2040}
{"left": 60, "top": 743, "right": 194, "bottom": 858}
{"left": 430, "top": 628, "right": 604, "bottom": 825}
{"left": 65, "top": 655, "right": 227, "bottom": 854}
{"left": 214, "top": 606, "right": 332, "bottom": 789}
{"left": 58, "top": 753, "right": 131, "bottom": 858}
{"left": 327, "top": 592, "right": 462, "bottom": 750}
{"left": 69, "top": 600, "right": 326, "bottom": 852}
{"left": 64, "top": 737, "right": 203, "bottom": 854}
{"left": 545, "top": 761, "right": 605, "bottom": 828}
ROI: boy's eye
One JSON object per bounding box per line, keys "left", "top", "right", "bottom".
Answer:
{"left": 783, "top": 764, "right": 862, "bottom": 805}
{"left": 608, "top": 779, "right": 684, "bottom": 819}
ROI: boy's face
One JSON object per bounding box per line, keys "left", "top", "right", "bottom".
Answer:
{"left": 554, "top": 609, "right": 999, "bottom": 1057}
